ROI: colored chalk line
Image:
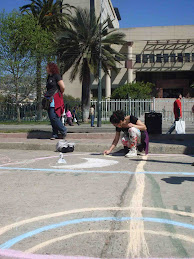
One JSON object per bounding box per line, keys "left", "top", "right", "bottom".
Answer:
{"left": 0, "top": 217, "right": 194, "bottom": 249}
{"left": 0, "top": 248, "right": 190, "bottom": 259}
{"left": 0, "top": 166, "right": 194, "bottom": 175}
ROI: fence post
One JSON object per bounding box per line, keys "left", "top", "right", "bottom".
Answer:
{"left": 128, "top": 97, "right": 131, "bottom": 114}
{"left": 182, "top": 97, "right": 185, "bottom": 120}
{"left": 153, "top": 97, "right": 155, "bottom": 111}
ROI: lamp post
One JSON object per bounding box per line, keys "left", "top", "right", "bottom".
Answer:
{"left": 97, "top": 0, "right": 103, "bottom": 127}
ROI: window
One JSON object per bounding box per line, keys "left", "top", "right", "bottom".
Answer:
{"left": 156, "top": 54, "right": 162, "bottom": 63}
{"left": 170, "top": 53, "right": 176, "bottom": 62}
{"left": 136, "top": 54, "right": 141, "bottom": 63}
{"left": 142, "top": 54, "right": 148, "bottom": 63}
{"left": 149, "top": 54, "right": 155, "bottom": 63}
{"left": 185, "top": 53, "right": 190, "bottom": 62}
{"left": 192, "top": 53, "right": 194, "bottom": 62}
{"left": 163, "top": 54, "right": 169, "bottom": 63}
{"left": 177, "top": 53, "right": 183, "bottom": 62}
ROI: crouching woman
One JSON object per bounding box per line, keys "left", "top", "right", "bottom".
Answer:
{"left": 104, "top": 110, "right": 149, "bottom": 157}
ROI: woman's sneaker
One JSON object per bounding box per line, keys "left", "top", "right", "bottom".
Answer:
{"left": 125, "top": 149, "right": 137, "bottom": 157}
{"left": 50, "top": 135, "right": 59, "bottom": 140}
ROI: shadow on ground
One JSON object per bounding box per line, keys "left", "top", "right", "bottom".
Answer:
{"left": 161, "top": 176, "right": 194, "bottom": 184}
{"left": 149, "top": 134, "right": 194, "bottom": 155}
{"left": 27, "top": 130, "right": 51, "bottom": 139}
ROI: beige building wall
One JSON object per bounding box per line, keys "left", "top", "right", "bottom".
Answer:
{"left": 62, "top": 2, "right": 194, "bottom": 99}
{"left": 102, "top": 25, "right": 194, "bottom": 98}
{"left": 63, "top": 0, "right": 89, "bottom": 13}
{"left": 108, "top": 26, "right": 193, "bottom": 80}
{"left": 62, "top": 0, "right": 120, "bottom": 98}
{"left": 63, "top": 0, "right": 119, "bottom": 28}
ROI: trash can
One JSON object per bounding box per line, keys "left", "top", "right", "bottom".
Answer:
{"left": 145, "top": 112, "right": 162, "bottom": 134}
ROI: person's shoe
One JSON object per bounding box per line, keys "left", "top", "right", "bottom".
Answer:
{"left": 125, "top": 149, "right": 137, "bottom": 157}
{"left": 166, "top": 132, "right": 171, "bottom": 134}
{"left": 123, "top": 146, "right": 129, "bottom": 155}
{"left": 50, "top": 135, "right": 58, "bottom": 140}
{"left": 137, "top": 143, "right": 146, "bottom": 152}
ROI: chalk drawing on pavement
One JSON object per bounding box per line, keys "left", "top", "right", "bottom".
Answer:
{"left": 52, "top": 158, "right": 118, "bottom": 169}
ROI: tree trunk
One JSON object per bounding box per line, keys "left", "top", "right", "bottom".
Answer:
{"left": 14, "top": 72, "right": 21, "bottom": 122}
{"left": 36, "top": 57, "right": 42, "bottom": 120}
{"left": 82, "top": 70, "right": 91, "bottom": 122}
{"left": 16, "top": 104, "right": 21, "bottom": 122}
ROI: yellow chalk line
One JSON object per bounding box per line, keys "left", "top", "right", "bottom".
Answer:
{"left": 126, "top": 155, "right": 149, "bottom": 257}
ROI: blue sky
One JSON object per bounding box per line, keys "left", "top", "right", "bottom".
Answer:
{"left": 1, "top": 0, "right": 194, "bottom": 28}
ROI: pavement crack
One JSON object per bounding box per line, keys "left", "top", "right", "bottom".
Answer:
{"left": 100, "top": 174, "right": 134, "bottom": 257}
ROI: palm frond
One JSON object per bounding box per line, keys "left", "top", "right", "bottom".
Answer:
{"left": 20, "top": 0, "right": 72, "bottom": 31}
{"left": 56, "top": 7, "right": 126, "bottom": 96}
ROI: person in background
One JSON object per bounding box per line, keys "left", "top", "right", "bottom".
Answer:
{"left": 89, "top": 104, "right": 95, "bottom": 127}
{"left": 61, "top": 108, "right": 66, "bottom": 125}
{"left": 66, "top": 108, "right": 74, "bottom": 126}
{"left": 166, "top": 93, "right": 182, "bottom": 134}
{"left": 72, "top": 106, "right": 80, "bottom": 125}
{"left": 45, "top": 62, "right": 67, "bottom": 140}
{"left": 104, "top": 110, "right": 149, "bottom": 157}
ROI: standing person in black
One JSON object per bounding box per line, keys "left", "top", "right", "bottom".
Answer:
{"left": 45, "top": 62, "right": 67, "bottom": 140}
{"left": 104, "top": 110, "right": 148, "bottom": 157}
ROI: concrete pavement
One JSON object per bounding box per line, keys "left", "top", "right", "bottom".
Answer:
{"left": 0, "top": 122, "right": 194, "bottom": 154}
{"left": 0, "top": 150, "right": 193, "bottom": 258}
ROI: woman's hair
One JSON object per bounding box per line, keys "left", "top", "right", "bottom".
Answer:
{"left": 47, "top": 62, "right": 60, "bottom": 74}
{"left": 110, "top": 110, "right": 125, "bottom": 124}
{"left": 176, "top": 93, "right": 182, "bottom": 99}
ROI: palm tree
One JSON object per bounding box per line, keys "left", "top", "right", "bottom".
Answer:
{"left": 20, "top": 0, "right": 73, "bottom": 119}
{"left": 20, "top": 0, "right": 72, "bottom": 31}
{"left": 57, "top": 8, "right": 126, "bottom": 121}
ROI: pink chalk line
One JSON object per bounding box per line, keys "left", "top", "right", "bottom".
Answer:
{"left": 0, "top": 249, "right": 191, "bottom": 259}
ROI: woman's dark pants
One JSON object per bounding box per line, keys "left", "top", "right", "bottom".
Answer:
{"left": 48, "top": 108, "right": 67, "bottom": 138}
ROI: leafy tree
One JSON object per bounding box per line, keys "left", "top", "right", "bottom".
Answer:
{"left": 111, "top": 82, "right": 155, "bottom": 99}
{"left": 20, "top": 0, "right": 73, "bottom": 119}
{"left": 0, "top": 11, "right": 42, "bottom": 121}
{"left": 63, "top": 94, "right": 81, "bottom": 110}
{"left": 57, "top": 8, "right": 126, "bottom": 121}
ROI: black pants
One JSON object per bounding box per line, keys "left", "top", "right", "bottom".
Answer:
{"left": 167, "top": 118, "right": 179, "bottom": 134}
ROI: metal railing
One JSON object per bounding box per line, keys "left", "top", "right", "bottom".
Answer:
{"left": 91, "top": 98, "right": 154, "bottom": 121}
{"left": 0, "top": 98, "right": 193, "bottom": 122}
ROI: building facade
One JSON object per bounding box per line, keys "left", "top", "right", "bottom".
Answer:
{"left": 62, "top": 0, "right": 120, "bottom": 98}
{"left": 62, "top": 0, "right": 119, "bottom": 28}
{"left": 115, "top": 26, "right": 194, "bottom": 98}
{"left": 62, "top": 1, "right": 194, "bottom": 98}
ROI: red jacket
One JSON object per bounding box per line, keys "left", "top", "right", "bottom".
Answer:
{"left": 173, "top": 99, "right": 182, "bottom": 119}
{"left": 54, "top": 92, "right": 64, "bottom": 117}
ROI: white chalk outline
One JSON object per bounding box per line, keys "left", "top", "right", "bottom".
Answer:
{"left": 0, "top": 206, "right": 194, "bottom": 237}
{"left": 25, "top": 229, "right": 194, "bottom": 253}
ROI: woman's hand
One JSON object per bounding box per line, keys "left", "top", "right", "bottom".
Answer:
{"left": 58, "top": 80, "right": 65, "bottom": 94}
{"left": 128, "top": 123, "right": 134, "bottom": 128}
{"left": 104, "top": 132, "right": 119, "bottom": 156}
{"left": 104, "top": 150, "right": 111, "bottom": 155}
